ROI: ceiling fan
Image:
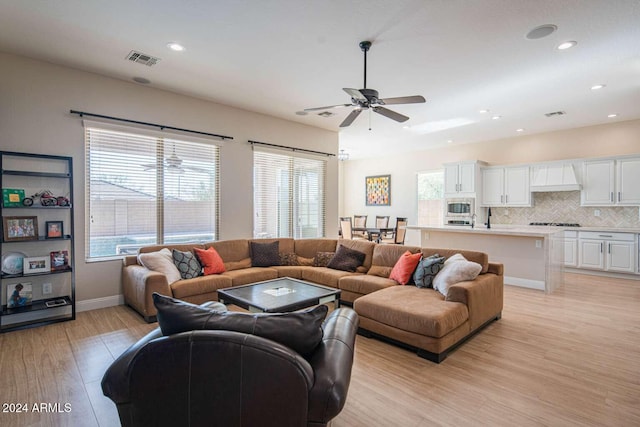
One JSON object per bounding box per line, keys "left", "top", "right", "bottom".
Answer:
{"left": 304, "top": 41, "right": 426, "bottom": 127}
{"left": 142, "top": 144, "right": 209, "bottom": 174}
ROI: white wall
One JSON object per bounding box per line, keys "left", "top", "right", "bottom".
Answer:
{"left": 341, "top": 119, "right": 640, "bottom": 246}
{"left": 0, "top": 52, "right": 339, "bottom": 302}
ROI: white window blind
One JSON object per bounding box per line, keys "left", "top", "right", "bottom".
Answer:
{"left": 253, "top": 149, "right": 326, "bottom": 238}
{"left": 417, "top": 170, "right": 444, "bottom": 226}
{"left": 85, "top": 125, "right": 220, "bottom": 259}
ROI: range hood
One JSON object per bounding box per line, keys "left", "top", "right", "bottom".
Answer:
{"left": 530, "top": 164, "right": 582, "bottom": 192}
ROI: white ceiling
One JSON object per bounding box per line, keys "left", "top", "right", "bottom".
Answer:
{"left": 1, "top": 0, "right": 639, "bottom": 159}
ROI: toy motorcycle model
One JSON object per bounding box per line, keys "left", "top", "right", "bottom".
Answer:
{"left": 22, "top": 190, "right": 71, "bottom": 207}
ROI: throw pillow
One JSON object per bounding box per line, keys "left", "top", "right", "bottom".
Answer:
{"left": 327, "top": 244, "right": 366, "bottom": 272}
{"left": 153, "top": 293, "right": 327, "bottom": 357}
{"left": 250, "top": 241, "right": 280, "bottom": 267}
{"left": 433, "top": 253, "right": 482, "bottom": 297}
{"left": 194, "top": 247, "right": 226, "bottom": 275}
{"left": 138, "top": 248, "right": 182, "bottom": 284}
{"left": 279, "top": 252, "right": 299, "bottom": 266}
{"left": 414, "top": 254, "right": 446, "bottom": 289}
{"left": 389, "top": 251, "right": 422, "bottom": 285}
{"left": 172, "top": 249, "right": 202, "bottom": 279}
{"left": 313, "top": 252, "right": 335, "bottom": 267}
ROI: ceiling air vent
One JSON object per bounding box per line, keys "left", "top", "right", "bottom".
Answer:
{"left": 545, "top": 111, "right": 566, "bottom": 117}
{"left": 318, "top": 111, "right": 335, "bottom": 118}
{"left": 126, "top": 50, "right": 160, "bottom": 67}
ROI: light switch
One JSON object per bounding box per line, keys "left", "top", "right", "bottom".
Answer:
{"left": 43, "top": 283, "right": 52, "bottom": 294}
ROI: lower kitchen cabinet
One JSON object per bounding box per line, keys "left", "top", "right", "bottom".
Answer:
{"left": 577, "top": 232, "right": 636, "bottom": 274}
{"left": 563, "top": 231, "right": 578, "bottom": 267}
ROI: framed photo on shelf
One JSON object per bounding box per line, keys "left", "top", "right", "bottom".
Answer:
{"left": 50, "top": 250, "right": 69, "bottom": 271}
{"left": 23, "top": 256, "right": 50, "bottom": 275}
{"left": 7, "top": 282, "right": 33, "bottom": 308}
{"left": 365, "top": 174, "right": 391, "bottom": 206}
{"left": 3, "top": 216, "right": 38, "bottom": 242}
{"left": 45, "top": 221, "right": 64, "bottom": 239}
{"left": 2, "top": 188, "right": 25, "bottom": 207}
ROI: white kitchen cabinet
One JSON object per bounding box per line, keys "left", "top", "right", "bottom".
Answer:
{"left": 444, "top": 161, "right": 483, "bottom": 197}
{"left": 581, "top": 157, "right": 640, "bottom": 206}
{"left": 563, "top": 231, "right": 578, "bottom": 267}
{"left": 577, "top": 231, "right": 636, "bottom": 273}
{"left": 480, "top": 166, "right": 531, "bottom": 207}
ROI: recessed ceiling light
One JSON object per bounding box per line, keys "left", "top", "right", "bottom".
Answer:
{"left": 478, "top": 109, "right": 490, "bottom": 114}
{"left": 526, "top": 24, "right": 557, "bottom": 40}
{"left": 167, "top": 42, "right": 185, "bottom": 52}
{"left": 491, "top": 115, "right": 502, "bottom": 120}
{"left": 132, "top": 77, "right": 151, "bottom": 84}
{"left": 557, "top": 41, "right": 577, "bottom": 50}
{"left": 403, "top": 125, "right": 410, "bottom": 129}
{"left": 516, "top": 128, "right": 525, "bottom": 132}
{"left": 608, "top": 113, "right": 618, "bottom": 118}
{"left": 447, "top": 140, "right": 453, "bottom": 144}
{"left": 591, "top": 84, "right": 606, "bottom": 90}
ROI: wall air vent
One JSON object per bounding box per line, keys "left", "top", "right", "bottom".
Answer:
{"left": 545, "top": 111, "right": 566, "bottom": 117}
{"left": 126, "top": 50, "right": 160, "bottom": 67}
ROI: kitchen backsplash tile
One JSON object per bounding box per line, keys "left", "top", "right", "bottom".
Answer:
{"left": 489, "top": 191, "right": 640, "bottom": 228}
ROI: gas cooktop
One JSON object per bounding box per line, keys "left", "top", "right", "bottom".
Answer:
{"left": 529, "top": 222, "right": 581, "bottom": 227}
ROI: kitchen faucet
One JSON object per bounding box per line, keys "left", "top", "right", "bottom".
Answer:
{"left": 471, "top": 213, "right": 477, "bottom": 228}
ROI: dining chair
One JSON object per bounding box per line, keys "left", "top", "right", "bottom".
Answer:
{"left": 352, "top": 215, "right": 368, "bottom": 240}
{"left": 369, "top": 215, "right": 390, "bottom": 242}
{"left": 379, "top": 217, "right": 408, "bottom": 245}
{"left": 339, "top": 217, "right": 353, "bottom": 240}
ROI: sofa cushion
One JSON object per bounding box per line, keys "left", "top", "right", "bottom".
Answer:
{"left": 327, "top": 244, "right": 366, "bottom": 272}
{"left": 207, "top": 239, "right": 250, "bottom": 264}
{"left": 222, "top": 267, "right": 278, "bottom": 286}
{"left": 389, "top": 251, "right": 422, "bottom": 285}
{"left": 170, "top": 274, "right": 233, "bottom": 299}
{"left": 313, "top": 252, "right": 335, "bottom": 267}
{"left": 433, "top": 254, "right": 482, "bottom": 297}
{"left": 153, "top": 293, "right": 327, "bottom": 356}
{"left": 368, "top": 244, "right": 421, "bottom": 278}
{"left": 353, "top": 286, "right": 469, "bottom": 338}
{"left": 193, "top": 247, "right": 226, "bottom": 275}
{"left": 338, "top": 274, "right": 398, "bottom": 296}
{"left": 172, "top": 249, "right": 202, "bottom": 279}
{"left": 336, "top": 239, "right": 376, "bottom": 271}
{"left": 422, "top": 248, "right": 488, "bottom": 274}
{"left": 414, "top": 254, "right": 445, "bottom": 289}
{"left": 279, "top": 252, "right": 299, "bottom": 266}
{"left": 138, "top": 248, "right": 182, "bottom": 284}
{"left": 250, "top": 240, "right": 281, "bottom": 267}
{"left": 302, "top": 267, "right": 356, "bottom": 288}
{"left": 294, "top": 238, "right": 338, "bottom": 259}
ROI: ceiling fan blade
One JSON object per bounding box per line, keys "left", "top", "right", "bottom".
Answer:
{"left": 340, "top": 109, "right": 363, "bottom": 127}
{"left": 372, "top": 106, "right": 409, "bottom": 123}
{"left": 379, "top": 95, "right": 426, "bottom": 105}
{"left": 304, "top": 103, "right": 352, "bottom": 112}
{"left": 343, "top": 88, "right": 367, "bottom": 102}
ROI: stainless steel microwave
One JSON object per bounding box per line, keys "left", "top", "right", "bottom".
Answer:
{"left": 445, "top": 198, "right": 474, "bottom": 217}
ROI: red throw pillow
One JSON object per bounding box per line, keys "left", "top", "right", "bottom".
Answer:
{"left": 389, "top": 251, "right": 422, "bottom": 285}
{"left": 194, "top": 247, "right": 226, "bottom": 275}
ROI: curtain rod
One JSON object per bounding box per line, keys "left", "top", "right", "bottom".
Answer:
{"left": 249, "top": 140, "right": 335, "bottom": 157}
{"left": 70, "top": 110, "right": 234, "bottom": 140}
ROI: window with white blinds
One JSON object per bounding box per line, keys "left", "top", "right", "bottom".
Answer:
{"left": 253, "top": 149, "right": 326, "bottom": 239}
{"left": 85, "top": 125, "right": 220, "bottom": 259}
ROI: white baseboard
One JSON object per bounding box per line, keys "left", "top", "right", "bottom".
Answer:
{"left": 504, "top": 276, "right": 545, "bottom": 291}
{"left": 77, "top": 294, "right": 124, "bottom": 312}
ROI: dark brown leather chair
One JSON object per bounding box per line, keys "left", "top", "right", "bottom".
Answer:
{"left": 102, "top": 307, "right": 359, "bottom": 427}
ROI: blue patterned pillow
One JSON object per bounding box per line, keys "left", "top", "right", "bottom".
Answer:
{"left": 413, "top": 254, "right": 445, "bottom": 288}
{"left": 172, "top": 249, "right": 202, "bottom": 279}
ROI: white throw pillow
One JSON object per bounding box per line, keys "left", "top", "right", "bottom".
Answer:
{"left": 433, "top": 253, "right": 482, "bottom": 297}
{"left": 138, "top": 248, "right": 182, "bottom": 284}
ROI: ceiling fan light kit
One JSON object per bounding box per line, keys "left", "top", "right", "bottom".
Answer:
{"left": 304, "top": 41, "right": 426, "bottom": 128}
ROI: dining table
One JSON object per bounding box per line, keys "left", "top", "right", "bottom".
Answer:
{"left": 352, "top": 227, "right": 396, "bottom": 242}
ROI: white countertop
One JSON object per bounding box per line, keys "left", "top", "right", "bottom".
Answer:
{"left": 407, "top": 224, "right": 640, "bottom": 237}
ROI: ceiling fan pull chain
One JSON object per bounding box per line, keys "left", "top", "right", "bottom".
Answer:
{"left": 369, "top": 109, "right": 372, "bottom": 131}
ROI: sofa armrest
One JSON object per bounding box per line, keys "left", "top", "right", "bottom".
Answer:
{"left": 446, "top": 273, "right": 503, "bottom": 331}
{"left": 122, "top": 265, "right": 172, "bottom": 321}
{"left": 487, "top": 262, "right": 504, "bottom": 276}
{"left": 307, "top": 308, "right": 359, "bottom": 425}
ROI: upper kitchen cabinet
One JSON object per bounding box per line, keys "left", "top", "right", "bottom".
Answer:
{"left": 443, "top": 161, "right": 486, "bottom": 198}
{"left": 480, "top": 166, "right": 531, "bottom": 207}
{"left": 581, "top": 157, "right": 640, "bottom": 206}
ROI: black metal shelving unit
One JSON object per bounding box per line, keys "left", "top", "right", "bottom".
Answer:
{"left": 1, "top": 151, "right": 75, "bottom": 332}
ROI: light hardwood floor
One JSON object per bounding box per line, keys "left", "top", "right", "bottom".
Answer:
{"left": 1, "top": 272, "right": 639, "bottom": 426}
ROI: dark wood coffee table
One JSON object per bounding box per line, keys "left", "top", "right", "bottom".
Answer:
{"left": 217, "top": 277, "right": 341, "bottom": 313}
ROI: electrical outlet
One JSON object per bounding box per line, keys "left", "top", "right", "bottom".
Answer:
{"left": 535, "top": 240, "right": 542, "bottom": 249}
{"left": 594, "top": 209, "right": 601, "bottom": 217}
{"left": 42, "top": 283, "right": 52, "bottom": 295}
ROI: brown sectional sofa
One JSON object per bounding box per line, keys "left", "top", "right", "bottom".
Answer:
{"left": 122, "top": 237, "right": 503, "bottom": 362}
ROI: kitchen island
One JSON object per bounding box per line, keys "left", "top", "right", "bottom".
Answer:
{"left": 407, "top": 224, "right": 566, "bottom": 293}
